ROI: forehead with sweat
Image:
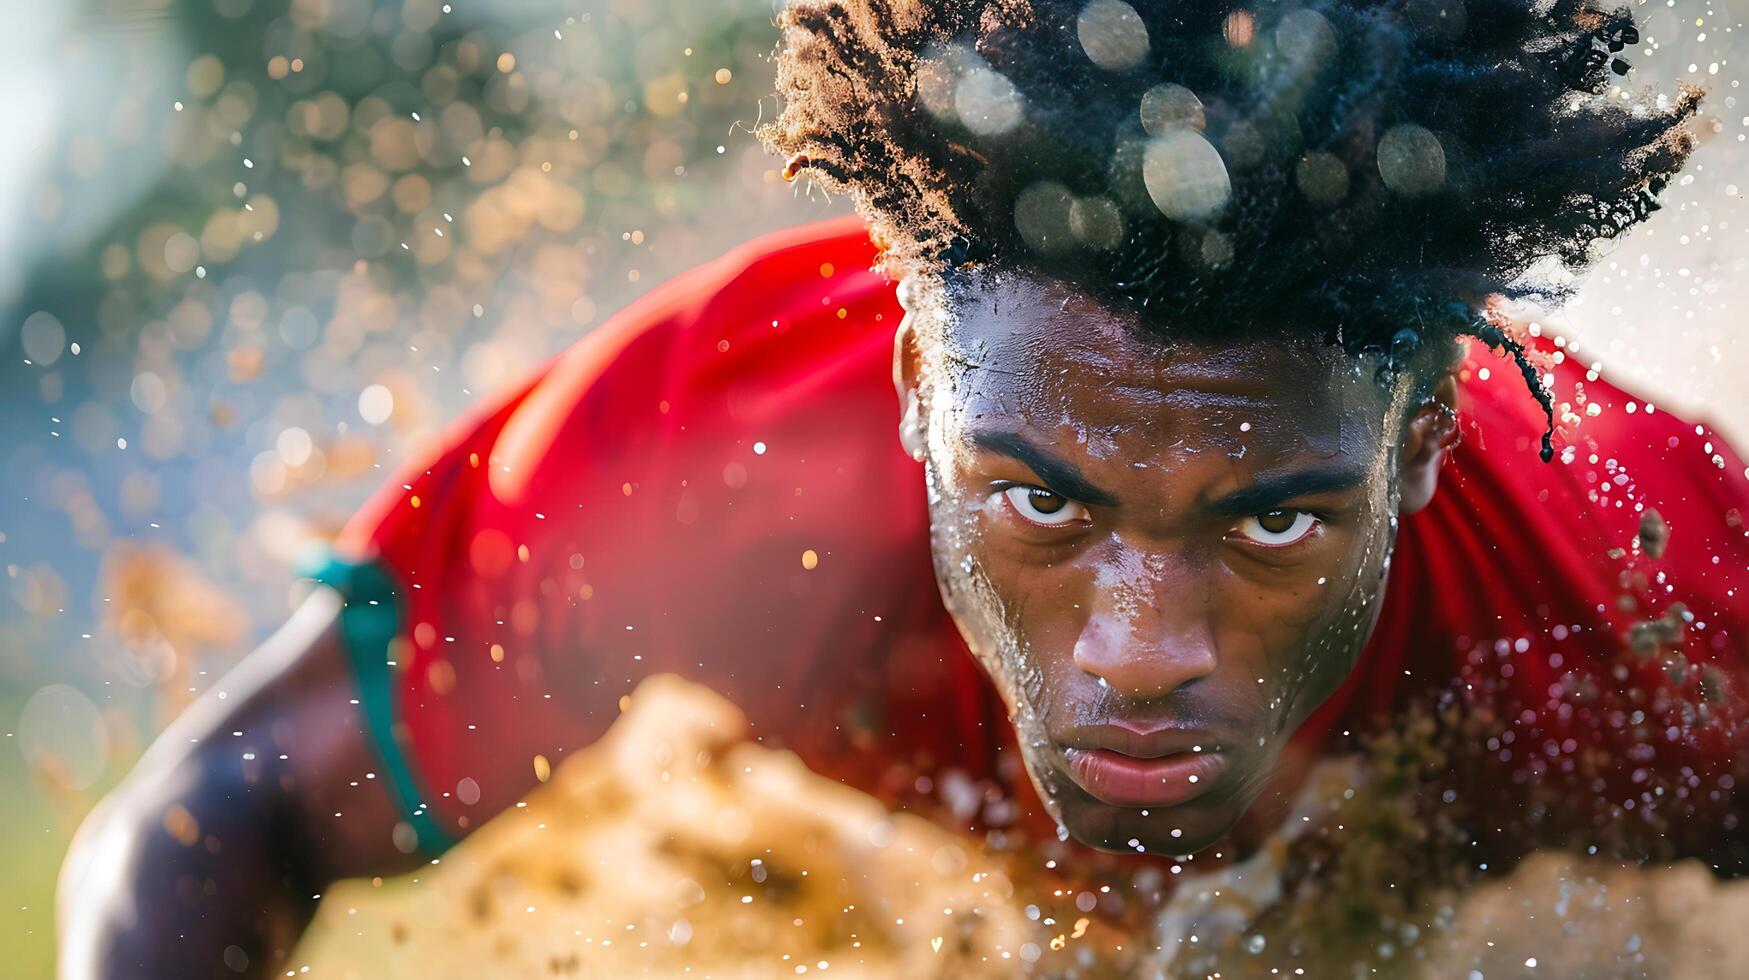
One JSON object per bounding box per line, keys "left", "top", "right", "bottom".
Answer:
{"left": 909, "top": 271, "right": 1428, "bottom": 478}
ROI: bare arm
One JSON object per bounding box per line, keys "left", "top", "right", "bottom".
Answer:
{"left": 57, "top": 589, "right": 430, "bottom": 978}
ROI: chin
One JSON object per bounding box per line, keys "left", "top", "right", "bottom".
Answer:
{"left": 1055, "top": 790, "right": 1244, "bottom": 856}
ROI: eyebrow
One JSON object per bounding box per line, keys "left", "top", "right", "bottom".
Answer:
{"left": 1206, "top": 466, "right": 1368, "bottom": 516}
{"left": 968, "top": 429, "right": 1118, "bottom": 507}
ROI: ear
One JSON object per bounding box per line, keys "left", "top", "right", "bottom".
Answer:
{"left": 1396, "top": 368, "right": 1461, "bottom": 515}
{"left": 893, "top": 309, "right": 927, "bottom": 462}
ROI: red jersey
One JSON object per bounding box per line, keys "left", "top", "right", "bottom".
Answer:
{"left": 308, "top": 218, "right": 1749, "bottom": 853}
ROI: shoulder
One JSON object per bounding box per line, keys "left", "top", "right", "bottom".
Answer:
{"left": 1438, "top": 329, "right": 1743, "bottom": 562}
{"left": 1374, "top": 327, "right": 1749, "bottom": 688}
{"left": 481, "top": 216, "right": 899, "bottom": 507}
{"left": 1396, "top": 334, "right": 1685, "bottom": 628}
{"left": 329, "top": 217, "right": 928, "bottom": 688}
{"left": 337, "top": 218, "right": 902, "bottom": 559}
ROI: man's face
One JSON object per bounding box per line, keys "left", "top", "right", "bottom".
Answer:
{"left": 899, "top": 273, "right": 1439, "bottom": 856}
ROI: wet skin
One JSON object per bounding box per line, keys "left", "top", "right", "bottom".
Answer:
{"left": 894, "top": 273, "right": 1458, "bottom": 856}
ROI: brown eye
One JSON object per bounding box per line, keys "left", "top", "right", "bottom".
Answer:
{"left": 1027, "top": 488, "right": 1066, "bottom": 514}
{"left": 1256, "top": 509, "right": 1296, "bottom": 534}
{"left": 1235, "top": 509, "right": 1318, "bottom": 547}
{"left": 999, "top": 486, "right": 1091, "bottom": 527}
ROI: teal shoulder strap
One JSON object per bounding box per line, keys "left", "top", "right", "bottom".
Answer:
{"left": 298, "top": 550, "right": 457, "bottom": 855}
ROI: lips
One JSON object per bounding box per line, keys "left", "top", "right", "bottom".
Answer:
{"left": 1054, "top": 722, "right": 1230, "bottom": 808}
{"left": 1062, "top": 747, "right": 1227, "bottom": 807}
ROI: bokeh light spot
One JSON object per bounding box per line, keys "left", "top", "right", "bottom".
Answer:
{"left": 1295, "top": 150, "right": 1350, "bottom": 207}
{"left": 18, "top": 684, "right": 108, "bottom": 791}
{"left": 1143, "top": 130, "right": 1231, "bottom": 221}
{"left": 1069, "top": 196, "right": 1125, "bottom": 250}
{"left": 1014, "top": 182, "right": 1075, "bottom": 254}
{"left": 20, "top": 311, "right": 66, "bottom": 366}
{"left": 955, "top": 66, "right": 1024, "bottom": 136}
{"left": 358, "top": 384, "right": 394, "bottom": 425}
{"left": 1275, "top": 9, "right": 1336, "bottom": 69}
{"left": 1377, "top": 124, "right": 1447, "bottom": 196}
{"left": 1139, "top": 84, "right": 1206, "bottom": 135}
{"left": 1077, "top": 0, "right": 1150, "bottom": 71}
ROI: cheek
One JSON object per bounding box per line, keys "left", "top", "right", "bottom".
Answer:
{"left": 922, "top": 462, "right": 1010, "bottom": 649}
{"left": 1244, "top": 498, "right": 1398, "bottom": 726}
{"left": 922, "top": 463, "right": 1075, "bottom": 709}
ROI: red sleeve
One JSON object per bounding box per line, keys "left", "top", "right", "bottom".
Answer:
{"left": 325, "top": 219, "right": 987, "bottom": 836}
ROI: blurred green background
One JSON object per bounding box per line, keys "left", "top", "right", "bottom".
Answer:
{"left": 0, "top": 0, "right": 1745, "bottom": 975}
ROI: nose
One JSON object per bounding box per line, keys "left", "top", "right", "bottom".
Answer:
{"left": 1071, "top": 590, "right": 1217, "bottom": 701}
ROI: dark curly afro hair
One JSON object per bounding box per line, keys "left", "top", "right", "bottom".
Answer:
{"left": 761, "top": 0, "right": 1700, "bottom": 459}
